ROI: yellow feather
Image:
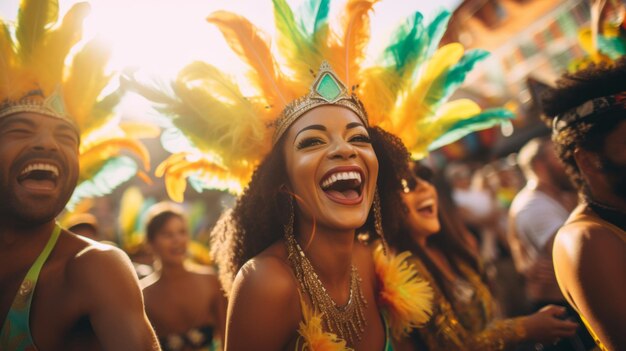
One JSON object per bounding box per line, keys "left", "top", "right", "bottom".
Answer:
{"left": 63, "top": 38, "right": 113, "bottom": 131}
{"left": 298, "top": 302, "right": 351, "bottom": 351}
{"left": 119, "top": 121, "right": 161, "bottom": 139}
{"left": 272, "top": 0, "right": 327, "bottom": 95}
{"left": 409, "top": 99, "right": 480, "bottom": 158}
{"left": 119, "top": 186, "right": 144, "bottom": 244}
{"left": 155, "top": 153, "right": 187, "bottom": 178}
{"left": 0, "top": 22, "right": 17, "bottom": 96}
{"left": 326, "top": 0, "right": 378, "bottom": 86}
{"left": 79, "top": 137, "right": 150, "bottom": 183}
{"left": 16, "top": 0, "right": 59, "bottom": 61}
{"left": 171, "top": 62, "right": 270, "bottom": 170}
{"left": 207, "top": 11, "right": 294, "bottom": 108}
{"left": 156, "top": 153, "right": 248, "bottom": 201}
{"left": 31, "top": 2, "right": 90, "bottom": 95}
{"left": 58, "top": 198, "right": 94, "bottom": 227}
{"left": 374, "top": 245, "right": 433, "bottom": 339}
{"left": 358, "top": 66, "right": 403, "bottom": 126}
{"left": 578, "top": 28, "right": 594, "bottom": 56}
{"left": 391, "top": 43, "right": 464, "bottom": 139}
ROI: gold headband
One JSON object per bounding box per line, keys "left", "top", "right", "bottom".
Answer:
{"left": 0, "top": 88, "right": 78, "bottom": 132}
{"left": 272, "top": 61, "right": 368, "bottom": 145}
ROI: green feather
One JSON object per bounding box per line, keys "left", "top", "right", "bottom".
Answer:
{"left": 273, "top": 0, "right": 307, "bottom": 52}
{"left": 134, "top": 198, "right": 155, "bottom": 237}
{"left": 299, "top": 0, "right": 330, "bottom": 36}
{"left": 189, "top": 201, "right": 208, "bottom": 238}
{"left": 424, "top": 9, "right": 451, "bottom": 58}
{"left": 92, "top": 88, "right": 123, "bottom": 122}
{"left": 439, "top": 49, "right": 489, "bottom": 102}
{"left": 598, "top": 35, "right": 626, "bottom": 58}
{"left": 188, "top": 175, "right": 207, "bottom": 193}
{"left": 422, "top": 49, "right": 489, "bottom": 110}
{"left": 17, "top": 0, "right": 59, "bottom": 60}
{"left": 67, "top": 156, "right": 138, "bottom": 210}
{"left": 382, "top": 12, "right": 426, "bottom": 74}
{"left": 428, "top": 108, "right": 515, "bottom": 151}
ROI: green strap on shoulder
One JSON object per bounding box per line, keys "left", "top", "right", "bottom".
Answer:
{"left": 0, "top": 223, "right": 61, "bottom": 351}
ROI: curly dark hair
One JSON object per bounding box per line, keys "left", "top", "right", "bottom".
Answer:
{"left": 541, "top": 56, "right": 626, "bottom": 191}
{"left": 210, "top": 126, "right": 411, "bottom": 294}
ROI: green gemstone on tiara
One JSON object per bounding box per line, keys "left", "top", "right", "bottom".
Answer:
{"left": 316, "top": 72, "right": 342, "bottom": 102}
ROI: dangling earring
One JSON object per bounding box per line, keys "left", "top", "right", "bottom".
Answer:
{"left": 373, "top": 189, "right": 389, "bottom": 255}
{"left": 284, "top": 195, "right": 295, "bottom": 241}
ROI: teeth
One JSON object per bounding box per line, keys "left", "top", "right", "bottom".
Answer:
{"left": 321, "top": 171, "right": 362, "bottom": 189}
{"left": 20, "top": 163, "right": 59, "bottom": 177}
{"left": 418, "top": 198, "right": 435, "bottom": 209}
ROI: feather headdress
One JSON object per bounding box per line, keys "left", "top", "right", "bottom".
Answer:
{"left": 0, "top": 0, "right": 153, "bottom": 209}
{"left": 570, "top": 0, "right": 625, "bottom": 71}
{"left": 128, "top": 0, "right": 513, "bottom": 202}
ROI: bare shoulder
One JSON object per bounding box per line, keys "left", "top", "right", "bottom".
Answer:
{"left": 555, "top": 221, "right": 623, "bottom": 262}
{"left": 67, "top": 236, "right": 134, "bottom": 276}
{"left": 60, "top": 232, "right": 138, "bottom": 294}
{"left": 231, "top": 243, "right": 298, "bottom": 306}
{"left": 554, "top": 220, "right": 625, "bottom": 290}
{"left": 226, "top": 242, "right": 301, "bottom": 349}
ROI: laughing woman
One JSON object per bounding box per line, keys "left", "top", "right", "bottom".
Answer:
{"left": 125, "top": 2, "right": 438, "bottom": 349}
{"left": 390, "top": 162, "right": 580, "bottom": 351}
{"left": 210, "top": 64, "right": 431, "bottom": 350}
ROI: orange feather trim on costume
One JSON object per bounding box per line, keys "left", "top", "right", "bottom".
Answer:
{"left": 374, "top": 245, "right": 433, "bottom": 339}
{"left": 297, "top": 301, "right": 352, "bottom": 351}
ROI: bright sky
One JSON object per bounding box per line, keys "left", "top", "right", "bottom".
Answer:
{"left": 1, "top": 0, "right": 461, "bottom": 120}
{"left": 1, "top": 0, "right": 460, "bottom": 77}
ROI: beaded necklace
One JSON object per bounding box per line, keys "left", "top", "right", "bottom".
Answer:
{"left": 284, "top": 223, "right": 368, "bottom": 345}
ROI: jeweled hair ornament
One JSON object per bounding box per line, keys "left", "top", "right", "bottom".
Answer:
{"left": 272, "top": 61, "right": 368, "bottom": 145}
{"left": 126, "top": 0, "right": 513, "bottom": 202}
{"left": 0, "top": 0, "right": 152, "bottom": 209}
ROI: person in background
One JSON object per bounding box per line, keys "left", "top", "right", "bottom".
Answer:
{"left": 508, "top": 136, "right": 576, "bottom": 311}
{"left": 446, "top": 162, "right": 502, "bottom": 262}
{"left": 65, "top": 213, "right": 100, "bottom": 241}
{"left": 542, "top": 58, "right": 626, "bottom": 351}
{"left": 481, "top": 159, "right": 529, "bottom": 318}
{"left": 390, "top": 161, "right": 579, "bottom": 351}
{"left": 141, "top": 202, "right": 226, "bottom": 351}
{"left": 508, "top": 137, "right": 597, "bottom": 350}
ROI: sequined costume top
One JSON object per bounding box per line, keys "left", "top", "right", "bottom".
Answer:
{"left": 409, "top": 257, "right": 526, "bottom": 351}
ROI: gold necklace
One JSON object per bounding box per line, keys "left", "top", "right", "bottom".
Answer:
{"left": 284, "top": 224, "right": 368, "bottom": 345}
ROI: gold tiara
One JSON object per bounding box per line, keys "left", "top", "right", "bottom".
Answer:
{"left": 0, "top": 88, "right": 78, "bottom": 131}
{"left": 272, "top": 61, "right": 368, "bottom": 145}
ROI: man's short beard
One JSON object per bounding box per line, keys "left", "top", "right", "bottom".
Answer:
{"left": 0, "top": 179, "right": 68, "bottom": 226}
{"left": 0, "top": 194, "right": 61, "bottom": 225}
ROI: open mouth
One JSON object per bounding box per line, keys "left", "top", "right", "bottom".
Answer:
{"left": 320, "top": 167, "right": 364, "bottom": 205}
{"left": 416, "top": 199, "right": 436, "bottom": 216}
{"left": 17, "top": 163, "right": 59, "bottom": 191}
{"left": 170, "top": 247, "right": 187, "bottom": 256}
